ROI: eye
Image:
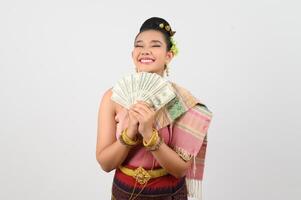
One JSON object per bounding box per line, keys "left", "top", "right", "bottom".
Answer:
{"left": 134, "top": 45, "right": 143, "bottom": 48}
{"left": 152, "top": 45, "right": 161, "bottom": 47}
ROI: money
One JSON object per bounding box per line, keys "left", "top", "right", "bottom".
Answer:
{"left": 149, "top": 83, "right": 176, "bottom": 110}
{"left": 111, "top": 72, "right": 176, "bottom": 111}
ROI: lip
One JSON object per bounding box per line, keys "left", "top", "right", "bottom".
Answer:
{"left": 139, "top": 57, "right": 155, "bottom": 64}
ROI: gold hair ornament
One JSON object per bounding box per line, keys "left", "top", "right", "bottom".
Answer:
{"left": 158, "top": 23, "right": 179, "bottom": 56}
{"left": 159, "top": 23, "right": 176, "bottom": 36}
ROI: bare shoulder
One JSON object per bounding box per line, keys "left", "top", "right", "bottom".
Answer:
{"left": 99, "top": 87, "right": 116, "bottom": 114}
{"left": 99, "top": 88, "right": 126, "bottom": 120}
{"left": 101, "top": 87, "right": 113, "bottom": 102}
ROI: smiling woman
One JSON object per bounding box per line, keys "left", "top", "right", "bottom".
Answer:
{"left": 96, "top": 17, "right": 213, "bottom": 200}
{"left": 132, "top": 17, "right": 176, "bottom": 77}
{"left": 132, "top": 30, "right": 173, "bottom": 76}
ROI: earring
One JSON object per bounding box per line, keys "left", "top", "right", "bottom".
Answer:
{"left": 164, "top": 64, "right": 169, "bottom": 77}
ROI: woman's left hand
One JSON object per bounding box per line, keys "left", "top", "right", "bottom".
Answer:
{"left": 130, "top": 101, "right": 156, "bottom": 140}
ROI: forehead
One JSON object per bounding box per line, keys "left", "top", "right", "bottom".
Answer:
{"left": 135, "top": 30, "right": 165, "bottom": 43}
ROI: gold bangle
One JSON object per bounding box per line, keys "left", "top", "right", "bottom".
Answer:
{"left": 119, "top": 134, "right": 131, "bottom": 147}
{"left": 120, "top": 128, "right": 139, "bottom": 146}
{"left": 147, "top": 136, "right": 163, "bottom": 151}
{"left": 143, "top": 129, "right": 159, "bottom": 147}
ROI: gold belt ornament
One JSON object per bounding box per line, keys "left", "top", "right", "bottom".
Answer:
{"left": 118, "top": 166, "right": 168, "bottom": 185}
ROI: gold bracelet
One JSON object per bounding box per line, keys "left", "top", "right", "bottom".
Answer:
{"left": 119, "top": 128, "right": 139, "bottom": 146}
{"left": 119, "top": 134, "right": 132, "bottom": 147}
{"left": 147, "top": 136, "right": 163, "bottom": 151}
{"left": 143, "top": 129, "right": 159, "bottom": 147}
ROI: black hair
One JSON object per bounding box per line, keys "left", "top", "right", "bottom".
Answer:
{"left": 135, "top": 17, "right": 175, "bottom": 51}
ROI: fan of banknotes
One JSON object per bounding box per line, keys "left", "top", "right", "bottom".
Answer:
{"left": 111, "top": 72, "right": 176, "bottom": 111}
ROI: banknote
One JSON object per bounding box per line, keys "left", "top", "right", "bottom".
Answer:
{"left": 147, "top": 83, "right": 176, "bottom": 110}
{"left": 111, "top": 72, "right": 176, "bottom": 111}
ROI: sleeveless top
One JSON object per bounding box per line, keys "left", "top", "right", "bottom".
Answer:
{"left": 115, "top": 108, "right": 173, "bottom": 169}
{"left": 113, "top": 82, "right": 213, "bottom": 199}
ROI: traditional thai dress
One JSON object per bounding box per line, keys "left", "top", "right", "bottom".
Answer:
{"left": 111, "top": 82, "right": 213, "bottom": 200}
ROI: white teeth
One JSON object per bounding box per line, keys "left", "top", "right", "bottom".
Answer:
{"left": 140, "top": 59, "right": 154, "bottom": 63}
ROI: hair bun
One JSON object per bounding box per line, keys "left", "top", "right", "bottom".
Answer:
{"left": 139, "top": 17, "right": 175, "bottom": 37}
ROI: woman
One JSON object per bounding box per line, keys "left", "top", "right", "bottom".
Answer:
{"left": 96, "top": 17, "right": 213, "bottom": 200}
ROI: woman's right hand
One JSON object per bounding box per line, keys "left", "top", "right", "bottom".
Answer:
{"left": 126, "top": 108, "right": 139, "bottom": 139}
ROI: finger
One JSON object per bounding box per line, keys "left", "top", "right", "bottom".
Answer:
{"left": 135, "top": 102, "right": 154, "bottom": 113}
{"left": 132, "top": 111, "right": 144, "bottom": 123}
{"left": 137, "top": 101, "right": 154, "bottom": 111}
{"left": 132, "top": 104, "right": 149, "bottom": 116}
{"left": 129, "top": 109, "right": 139, "bottom": 120}
{"left": 130, "top": 108, "right": 143, "bottom": 121}
{"left": 135, "top": 103, "right": 156, "bottom": 119}
{"left": 129, "top": 109, "right": 138, "bottom": 117}
{"left": 133, "top": 107, "right": 155, "bottom": 125}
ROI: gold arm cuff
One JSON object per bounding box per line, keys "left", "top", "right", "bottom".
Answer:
{"left": 173, "top": 146, "right": 193, "bottom": 162}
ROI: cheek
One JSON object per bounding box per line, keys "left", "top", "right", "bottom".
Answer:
{"left": 132, "top": 51, "right": 139, "bottom": 59}
{"left": 153, "top": 51, "right": 167, "bottom": 61}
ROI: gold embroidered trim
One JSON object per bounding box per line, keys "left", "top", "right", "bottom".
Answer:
{"left": 173, "top": 146, "right": 193, "bottom": 162}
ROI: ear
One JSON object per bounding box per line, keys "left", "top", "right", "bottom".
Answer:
{"left": 165, "top": 51, "right": 174, "bottom": 64}
{"left": 131, "top": 51, "right": 134, "bottom": 59}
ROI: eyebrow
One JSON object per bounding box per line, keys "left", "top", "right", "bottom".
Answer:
{"left": 135, "top": 40, "right": 163, "bottom": 44}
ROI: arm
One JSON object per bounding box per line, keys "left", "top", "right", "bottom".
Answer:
{"left": 150, "top": 141, "right": 192, "bottom": 178}
{"left": 95, "top": 89, "right": 137, "bottom": 172}
{"left": 131, "top": 102, "right": 192, "bottom": 178}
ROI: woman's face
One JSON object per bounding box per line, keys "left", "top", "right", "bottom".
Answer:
{"left": 132, "top": 30, "right": 173, "bottom": 76}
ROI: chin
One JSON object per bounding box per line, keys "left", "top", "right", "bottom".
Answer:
{"left": 137, "top": 65, "right": 161, "bottom": 74}
{"left": 137, "top": 66, "right": 152, "bottom": 73}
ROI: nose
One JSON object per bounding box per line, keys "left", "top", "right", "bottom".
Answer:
{"left": 141, "top": 47, "right": 151, "bottom": 55}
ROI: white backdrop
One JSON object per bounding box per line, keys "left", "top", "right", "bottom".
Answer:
{"left": 0, "top": 0, "right": 300, "bottom": 200}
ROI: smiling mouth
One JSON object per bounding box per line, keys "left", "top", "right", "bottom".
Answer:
{"left": 139, "top": 58, "right": 155, "bottom": 64}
